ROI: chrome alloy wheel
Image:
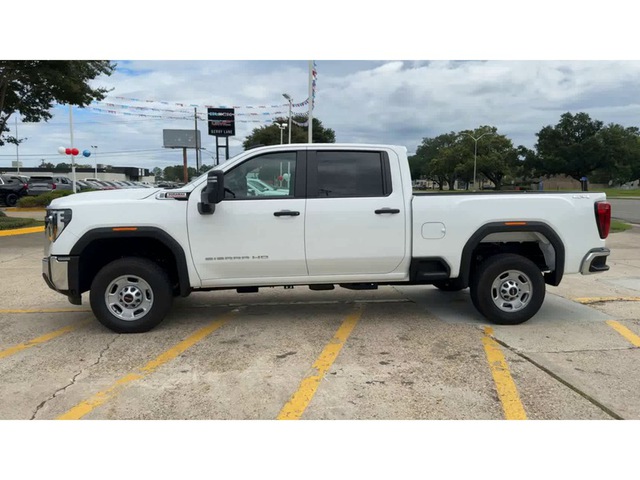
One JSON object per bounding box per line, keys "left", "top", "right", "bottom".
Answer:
{"left": 105, "top": 275, "right": 154, "bottom": 321}
{"left": 490, "top": 270, "right": 532, "bottom": 312}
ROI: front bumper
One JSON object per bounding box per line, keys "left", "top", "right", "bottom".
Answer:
{"left": 580, "top": 248, "right": 611, "bottom": 275}
{"left": 42, "top": 256, "right": 82, "bottom": 305}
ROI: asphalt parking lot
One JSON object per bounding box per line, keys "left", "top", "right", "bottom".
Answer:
{"left": 1, "top": 225, "right": 639, "bottom": 420}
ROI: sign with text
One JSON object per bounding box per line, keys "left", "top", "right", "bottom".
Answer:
{"left": 208, "top": 108, "right": 235, "bottom": 137}
{"left": 163, "top": 129, "right": 201, "bottom": 149}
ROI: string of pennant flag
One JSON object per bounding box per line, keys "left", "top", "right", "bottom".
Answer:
{"left": 89, "top": 61, "right": 318, "bottom": 126}
{"left": 92, "top": 102, "right": 289, "bottom": 117}
{"left": 100, "top": 61, "right": 317, "bottom": 112}
{"left": 100, "top": 97, "right": 310, "bottom": 110}
{"left": 87, "top": 106, "right": 275, "bottom": 123}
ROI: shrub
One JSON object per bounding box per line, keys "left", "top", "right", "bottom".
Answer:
{"left": 17, "top": 190, "right": 75, "bottom": 208}
{"left": 0, "top": 217, "right": 42, "bottom": 230}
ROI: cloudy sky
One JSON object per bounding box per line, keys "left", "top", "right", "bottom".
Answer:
{"left": 3, "top": 2, "right": 639, "bottom": 173}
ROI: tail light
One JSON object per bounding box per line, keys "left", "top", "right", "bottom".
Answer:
{"left": 52, "top": 184, "right": 57, "bottom": 190}
{"left": 595, "top": 201, "right": 611, "bottom": 239}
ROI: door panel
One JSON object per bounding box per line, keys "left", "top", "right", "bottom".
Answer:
{"left": 304, "top": 150, "right": 406, "bottom": 276}
{"left": 187, "top": 151, "right": 307, "bottom": 284}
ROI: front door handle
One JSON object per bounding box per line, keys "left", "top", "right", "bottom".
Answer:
{"left": 274, "top": 210, "right": 300, "bottom": 217}
{"left": 375, "top": 208, "right": 400, "bottom": 214}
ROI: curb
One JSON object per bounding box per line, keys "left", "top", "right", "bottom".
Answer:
{"left": 0, "top": 226, "right": 45, "bottom": 237}
{"left": 3, "top": 208, "right": 47, "bottom": 212}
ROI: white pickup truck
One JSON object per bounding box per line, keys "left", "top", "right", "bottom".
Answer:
{"left": 42, "top": 144, "right": 612, "bottom": 333}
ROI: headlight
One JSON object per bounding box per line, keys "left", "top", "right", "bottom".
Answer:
{"left": 45, "top": 209, "right": 72, "bottom": 242}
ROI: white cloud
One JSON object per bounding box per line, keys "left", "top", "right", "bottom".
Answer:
{"left": 4, "top": 60, "right": 640, "bottom": 171}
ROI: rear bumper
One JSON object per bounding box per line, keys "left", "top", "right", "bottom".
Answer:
{"left": 42, "top": 256, "right": 82, "bottom": 305}
{"left": 580, "top": 248, "right": 611, "bottom": 275}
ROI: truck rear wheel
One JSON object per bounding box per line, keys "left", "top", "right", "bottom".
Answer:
{"left": 90, "top": 257, "right": 173, "bottom": 333}
{"left": 470, "top": 253, "right": 545, "bottom": 325}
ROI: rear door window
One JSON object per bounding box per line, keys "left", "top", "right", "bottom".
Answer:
{"left": 313, "top": 151, "right": 389, "bottom": 198}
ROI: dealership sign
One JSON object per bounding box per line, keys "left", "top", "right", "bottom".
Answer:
{"left": 208, "top": 108, "right": 236, "bottom": 136}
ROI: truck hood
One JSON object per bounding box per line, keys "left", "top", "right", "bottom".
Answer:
{"left": 48, "top": 188, "right": 162, "bottom": 208}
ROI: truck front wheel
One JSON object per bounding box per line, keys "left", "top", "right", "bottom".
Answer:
{"left": 470, "top": 253, "right": 545, "bottom": 325}
{"left": 90, "top": 257, "right": 173, "bottom": 333}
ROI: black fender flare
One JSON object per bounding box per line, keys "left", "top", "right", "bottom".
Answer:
{"left": 70, "top": 227, "right": 191, "bottom": 297}
{"left": 459, "top": 221, "right": 565, "bottom": 287}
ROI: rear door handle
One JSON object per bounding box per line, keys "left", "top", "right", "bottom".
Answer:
{"left": 375, "top": 208, "right": 400, "bottom": 214}
{"left": 274, "top": 210, "right": 300, "bottom": 217}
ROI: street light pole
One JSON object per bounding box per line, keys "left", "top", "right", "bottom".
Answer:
{"left": 461, "top": 132, "right": 493, "bottom": 191}
{"left": 282, "top": 93, "right": 292, "bottom": 144}
{"left": 274, "top": 122, "right": 286, "bottom": 144}
{"left": 91, "top": 145, "right": 98, "bottom": 178}
{"left": 69, "top": 105, "right": 77, "bottom": 193}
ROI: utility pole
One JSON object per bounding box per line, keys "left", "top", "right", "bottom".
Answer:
{"left": 69, "top": 105, "right": 77, "bottom": 193}
{"left": 91, "top": 145, "right": 98, "bottom": 178}
{"left": 194, "top": 107, "right": 200, "bottom": 172}
{"left": 15, "top": 116, "right": 20, "bottom": 173}
{"left": 308, "top": 60, "right": 313, "bottom": 143}
{"left": 283, "top": 93, "right": 292, "bottom": 144}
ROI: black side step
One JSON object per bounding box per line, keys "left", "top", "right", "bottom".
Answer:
{"left": 339, "top": 283, "right": 378, "bottom": 290}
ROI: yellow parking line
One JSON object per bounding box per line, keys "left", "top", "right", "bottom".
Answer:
{"left": 57, "top": 312, "right": 235, "bottom": 420}
{"left": 606, "top": 320, "right": 640, "bottom": 347}
{"left": 574, "top": 297, "right": 640, "bottom": 304}
{"left": 482, "top": 327, "right": 527, "bottom": 420}
{"left": 0, "top": 308, "right": 90, "bottom": 314}
{"left": 0, "top": 226, "right": 44, "bottom": 237}
{"left": 0, "top": 321, "right": 89, "bottom": 360}
{"left": 277, "top": 306, "right": 362, "bottom": 420}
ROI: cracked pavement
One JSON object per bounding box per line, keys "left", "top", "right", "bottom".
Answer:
{"left": 1, "top": 226, "right": 639, "bottom": 419}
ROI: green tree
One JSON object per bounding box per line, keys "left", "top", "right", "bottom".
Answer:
{"left": 414, "top": 127, "right": 516, "bottom": 190}
{"left": 0, "top": 60, "right": 116, "bottom": 146}
{"left": 458, "top": 127, "right": 519, "bottom": 190}
{"left": 596, "top": 124, "right": 640, "bottom": 185}
{"left": 408, "top": 154, "right": 427, "bottom": 180}
{"left": 242, "top": 116, "right": 335, "bottom": 149}
{"left": 414, "top": 132, "right": 460, "bottom": 190}
{"left": 152, "top": 167, "right": 163, "bottom": 181}
{"left": 40, "top": 161, "right": 55, "bottom": 169}
{"left": 534, "top": 112, "right": 605, "bottom": 182}
{"left": 163, "top": 165, "right": 198, "bottom": 182}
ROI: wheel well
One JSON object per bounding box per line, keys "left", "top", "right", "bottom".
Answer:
{"left": 460, "top": 223, "right": 565, "bottom": 287}
{"left": 470, "top": 241, "right": 548, "bottom": 279}
{"left": 77, "top": 237, "right": 181, "bottom": 295}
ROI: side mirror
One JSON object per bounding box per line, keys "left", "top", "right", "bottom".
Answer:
{"left": 198, "top": 170, "right": 224, "bottom": 215}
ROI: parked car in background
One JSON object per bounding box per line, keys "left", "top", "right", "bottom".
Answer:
{"left": 0, "top": 174, "right": 29, "bottom": 206}
{"left": 247, "top": 177, "right": 290, "bottom": 196}
{"left": 76, "top": 180, "right": 94, "bottom": 191}
{"left": 27, "top": 175, "right": 73, "bottom": 196}
{"left": 88, "top": 180, "right": 117, "bottom": 190}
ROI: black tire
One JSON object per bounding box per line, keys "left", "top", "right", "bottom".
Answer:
{"left": 433, "top": 278, "right": 466, "bottom": 292}
{"left": 470, "top": 253, "right": 545, "bottom": 325}
{"left": 5, "top": 193, "right": 18, "bottom": 207}
{"left": 90, "top": 257, "right": 173, "bottom": 333}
